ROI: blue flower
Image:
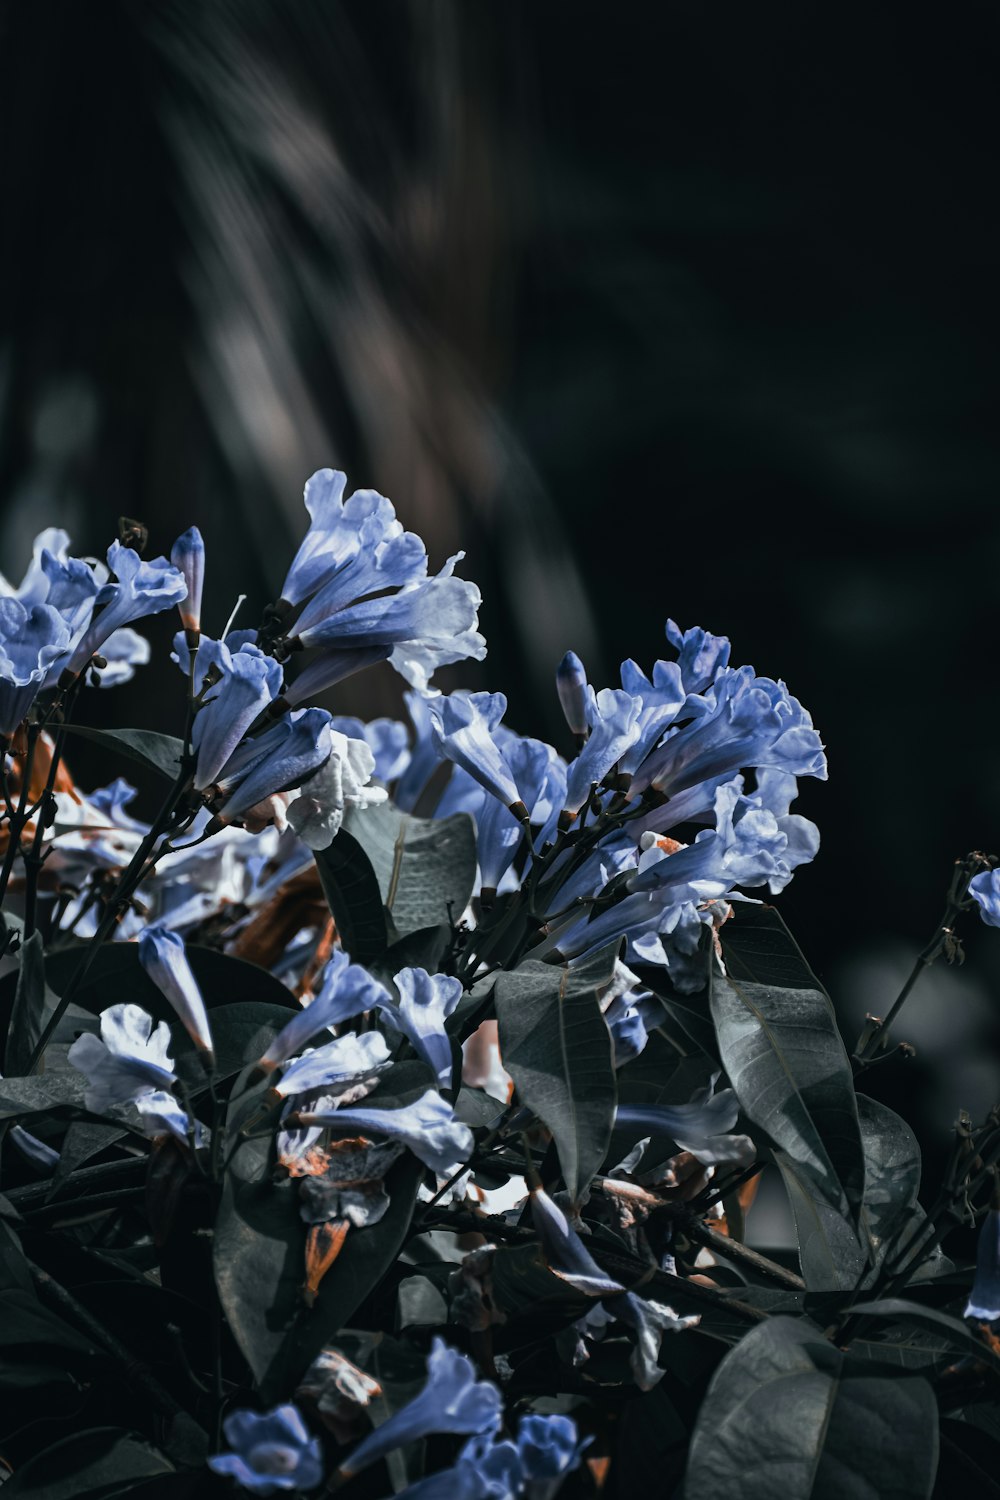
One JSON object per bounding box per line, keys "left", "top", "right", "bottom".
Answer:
{"left": 517, "top": 1413, "right": 588, "bottom": 1497}
{"left": 170, "top": 527, "right": 205, "bottom": 635}
{"left": 281, "top": 644, "right": 393, "bottom": 709}
{"left": 394, "top": 689, "right": 445, "bottom": 812}
{"left": 284, "top": 725, "right": 387, "bottom": 850}
{"left": 192, "top": 639, "right": 284, "bottom": 790}
{"left": 213, "top": 709, "right": 335, "bottom": 826}
{"left": 208, "top": 1404, "right": 324, "bottom": 1496}
{"left": 530, "top": 1186, "right": 697, "bottom": 1389}
{"left": 617, "top": 657, "right": 685, "bottom": 776}
{"left": 394, "top": 1435, "right": 522, "bottom": 1500}
{"left": 664, "top": 619, "right": 731, "bottom": 693}
{"left": 630, "top": 665, "right": 827, "bottom": 798}
{"left": 477, "top": 735, "right": 564, "bottom": 895}
{"left": 970, "top": 869, "right": 1000, "bottom": 929}
{"left": 279, "top": 470, "right": 398, "bottom": 607}
{"left": 257, "top": 950, "right": 392, "bottom": 1071}
{"left": 90, "top": 627, "right": 151, "bottom": 688}
{"left": 134, "top": 1089, "right": 209, "bottom": 1147}
{"left": 292, "top": 560, "right": 485, "bottom": 692}
{"left": 0, "top": 598, "right": 72, "bottom": 735}
{"left": 563, "top": 688, "right": 642, "bottom": 817}
{"left": 138, "top": 924, "right": 215, "bottom": 1061}
{"left": 615, "top": 1085, "right": 754, "bottom": 1166}
{"left": 555, "top": 651, "right": 589, "bottom": 739}
{"left": 272, "top": 1029, "right": 391, "bottom": 1098}
{"left": 292, "top": 527, "right": 428, "bottom": 638}
{"left": 64, "top": 542, "right": 187, "bottom": 678}
{"left": 330, "top": 714, "right": 411, "bottom": 784}
{"left": 67, "top": 1003, "right": 177, "bottom": 1112}
{"left": 337, "top": 1336, "right": 502, "bottom": 1479}
{"left": 427, "top": 693, "right": 525, "bottom": 814}
{"left": 295, "top": 1089, "right": 474, "bottom": 1176}
{"left": 380, "top": 967, "right": 463, "bottom": 1086}
{"left": 965, "top": 1208, "right": 1000, "bottom": 1323}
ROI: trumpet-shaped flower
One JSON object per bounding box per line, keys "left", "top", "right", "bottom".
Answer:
{"left": 67, "top": 1003, "right": 177, "bottom": 1112}
{"left": 330, "top": 714, "right": 411, "bottom": 784}
{"left": 214, "top": 709, "right": 335, "bottom": 827}
{"left": 285, "top": 726, "right": 387, "bottom": 850}
{"left": 64, "top": 542, "right": 186, "bottom": 677}
{"left": 273, "top": 1029, "right": 391, "bottom": 1099}
{"left": 615, "top": 1087, "right": 755, "bottom": 1166}
{"left": 258, "top": 951, "right": 392, "bottom": 1070}
{"left": 630, "top": 665, "right": 827, "bottom": 798}
{"left": 0, "top": 599, "right": 72, "bottom": 734}
{"left": 138, "top": 924, "right": 215, "bottom": 1060}
{"left": 563, "top": 688, "right": 642, "bottom": 816}
{"left": 208, "top": 1404, "right": 324, "bottom": 1496}
{"left": 292, "top": 526, "right": 428, "bottom": 637}
{"left": 297, "top": 1138, "right": 405, "bottom": 1227}
{"left": 381, "top": 967, "right": 462, "bottom": 1086}
{"left": 530, "top": 1187, "right": 697, "bottom": 1389}
{"left": 91, "top": 627, "right": 151, "bottom": 688}
{"left": 134, "top": 1089, "right": 209, "bottom": 1147}
{"left": 970, "top": 868, "right": 1000, "bottom": 929}
{"left": 426, "top": 692, "right": 523, "bottom": 812}
{"left": 337, "top": 1336, "right": 502, "bottom": 1478}
{"left": 296, "top": 1089, "right": 473, "bottom": 1176}
{"left": 280, "top": 470, "right": 399, "bottom": 607}
{"left": 170, "top": 527, "right": 205, "bottom": 634}
{"left": 664, "top": 618, "right": 731, "bottom": 694}
{"left": 192, "top": 640, "right": 283, "bottom": 790}
{"left": 964, "top": 1207, "right": 1000, "bottom": 1322}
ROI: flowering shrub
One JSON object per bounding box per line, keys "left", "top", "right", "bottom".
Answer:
{"left": 0, "top": 475, "right": 997, "bottom": 1499}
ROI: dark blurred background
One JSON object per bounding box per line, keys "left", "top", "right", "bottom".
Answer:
{"left": 2, "top": 0, "right": 999, "bottom": 1213}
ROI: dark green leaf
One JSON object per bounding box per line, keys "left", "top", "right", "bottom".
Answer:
{"left": 0, "top": 1287, "right": 101, "bottom": 1361}
{"left": 368, "top": 924, "right": 451, "bottom": 987}
{"left": 454, "top": 1086, "right": 507, "bottom": 1129}
{"left": 214, "top": 1082, "right": 424, "bottom": 1401}
{"left": 47, "top": 1121, "right": 128, "bottom": 1199}
{"left": 314, "top": 828, "right": 389, "bottom": 965}
{"left": 0, "top": 1073, "right": 87, "bottom": 1118}
{"left": 721, "top": 902, "right": 828, "bottom": 993}
{"left": 494, "top": 946, "right": 618, "bottom": 1203}
{"left": 3, "top": 1427, "right": 173, "bottom": 1498}
{"left": 6, "top": 931, "right": 46, "bottom": 1075}
{"left": 685, "top": 1314, "right": 939, "bottom": 1499}
{"left": 850, "top": 1298, "right": 1000, "bottom": 1378}
{"left": 344, "top": 802, "right": 477, "bottom": 938}
{"left": 710, "top": 968, "right": 865, "bottom": 1226}
{"left": 43, "top": 943, "right": 299, "bottom": 1026}
{"left": 61, "top": 724, "right": 186, "bottom": 782}
{"left": 780, "top": 1095, "right": 922, "bottom": 1291}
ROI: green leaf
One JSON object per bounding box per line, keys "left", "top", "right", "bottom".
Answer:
{"left": 60, "top": 724, "right": 186, "bottom": 782}
{"left": 43, "top": 943, "right": 299, "bottom": 1026}
{"left": 3, "top": 1427, "right": 173, "bottom": 1498}
{"left": 494, "top": 945, "right": 618, "bottom": 1204}
{"left": 454, "top": 1086, "right": 507, "bottom": 1129}
{"left": 368, "top": 924, "right": 451, "bottom": 987}
{"left": 345, "top": 801, "right": 477, "bottom": 938}
{"left": 850, "top": 1298, "right": 1000, "bottom": 1379}
{"left": 721, "top": 902, "right": 827, "bottom": 992}
{"left": 0, "top": 1073, "right": 87, "bottom": 1118}
{"left": 314, "top": 828, "right": 389, "bottom": 965}
{"left": 709, "top": 966, "right": 865, "bottom": 1226}
{"left": 780, "top": 1096, "right": 922, "bottom": 1291}
{"left": 47, "top": 1120, "right": 128, "bottom": 1199}
{"left": 685, "top": 1314, "right": 939, "bottom": 1499}
{"left": 214, "top": 1082, "right": 424, "bottom": 1401}
{"left": 6, "top": 930, "right": 46, "bottom": 1075}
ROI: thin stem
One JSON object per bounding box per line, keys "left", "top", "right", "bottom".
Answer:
{"left": 684, "top": 1218, "right": 805, "bottom": 1291}
{"left": 22, "top": 683, "right": 83, "bottom": 937}
{"left": 0, "top": 723, "right": 39, "bottom": 909}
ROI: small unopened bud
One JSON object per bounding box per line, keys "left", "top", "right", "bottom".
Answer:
{"left": 170, "top": 527, "right": 205, "bottom": 635}
{"left": 556, "top": 650, "right": 589, "bottom": 739}
{"left": 118, "top": 516, "right": 149, "bottom": 555}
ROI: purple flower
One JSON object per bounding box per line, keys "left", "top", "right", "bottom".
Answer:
{"left": 273, "top": 1029, "right": 391, "bottom": 1099}
{"left": 615, "top": 1085, "right": 755, "bottom": 1166}
{"left": 214, "top": 709, "right": 334, "bottom": 825}
{"left": 280, "top": 470, "right": 398, "bottom": 607}
{"left": 208, "top": 1404, "right": 324, "bottom": 1495}
{"left": 427, "top": 693, "right": 524, "bottom": 813}
{"left": 284, "top": 726, "right": 387, "bottom": 850}
{"left": 517, "top": 1413, "right": 588, "bottom": 1498}
{"left": 664, "top": 619, "right": 731, "bottom": 693}
{"left": 337, "top": 1336, "right": 502, "bottom": 1479}
{"left": 330, "top": 714, "right": 411, "bottom": 784}
{"left": 137, "top": 924, "right": 214, "bottom": 1061}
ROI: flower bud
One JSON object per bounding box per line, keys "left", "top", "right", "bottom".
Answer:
{"left": 556, "top": 651, "right": 589, "bottom": 739}
{"left": 170, "top": 527, "right": 205, "bottom": 636}
{"left": 138, "top": 925, "right": 215, "bottom": 1064}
